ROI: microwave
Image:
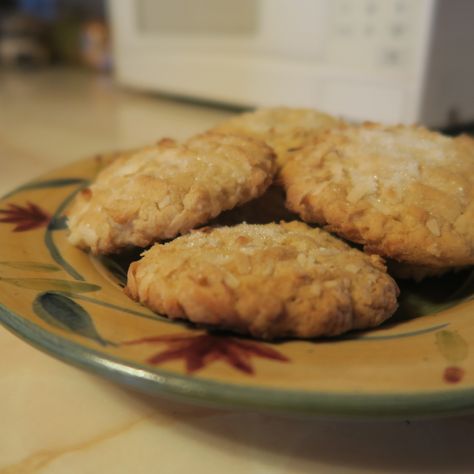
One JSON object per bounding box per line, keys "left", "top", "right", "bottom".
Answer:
{"left": 108, "top": 0, "right": 474, "bottom": 128}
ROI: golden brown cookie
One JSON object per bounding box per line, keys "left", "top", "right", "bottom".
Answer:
{"left": 67, "top": 133, "right": 276, "bottom": 254}
{"left": 211, "top": 107, "right": 343, "bottom": 167}
{"left": 281, "top": 123, "right": 474, "bottom": 273}
{"left": 125, "top": 221, "right": 399, "bottom": 339}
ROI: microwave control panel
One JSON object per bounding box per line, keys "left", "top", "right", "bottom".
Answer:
{"left": 326, "top": 0, "right": 421, "bottom": 69}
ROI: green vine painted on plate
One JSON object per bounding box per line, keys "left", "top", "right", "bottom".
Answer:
{"left": 0, "top": 257, "right": 108, "bottom": 346}
{"left": 33, "top": 292, "right": 113, "bottom": 346}
{"left": 0, "top": 261, "right": 61, "bottom": 272}
{"left": 0, "top": 276, "right": 100, "bottom": 293}
{"left": 44, "top": 181, "right": 90, "bottom": 281}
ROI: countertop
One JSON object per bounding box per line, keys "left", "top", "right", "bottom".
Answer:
{"left": 1, "top": 69, "right": 474, "bottom": 474}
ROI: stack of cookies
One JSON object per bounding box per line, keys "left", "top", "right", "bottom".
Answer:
{"left": 67, "top": 107, "right": 474, "bottom": 340}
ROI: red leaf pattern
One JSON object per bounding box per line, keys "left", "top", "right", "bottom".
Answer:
{"left": 123, "top": 332, "right": 289, "bottom": 374}
{"left": 0, "top": 202, "right": 51, "bottom": 231}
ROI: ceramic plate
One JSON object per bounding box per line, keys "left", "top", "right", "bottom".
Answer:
{"left": 0, "top": 155, "right": 473, "bottom": 418}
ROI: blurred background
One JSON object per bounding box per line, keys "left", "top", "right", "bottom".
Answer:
{"left": 0, "top": 0, "right": 473, "bottom": 178}
{"left": 0, "top": 0, "right": 233, "bottom": 187}
{"left": 0, "top": 0, "right": 110, "bottom": 71}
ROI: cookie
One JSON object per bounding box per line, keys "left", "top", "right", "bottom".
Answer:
{"left": 281, "top": 123, "right": 474, "bottom": 272}
{"left": 211, "top": 107, "right": 343, "bottom": 167}
{"left": 67, "top": 133, "right": 276, "bottom": 254}
{"left": 125, "top": 221, "right": 399, "bottom": 339}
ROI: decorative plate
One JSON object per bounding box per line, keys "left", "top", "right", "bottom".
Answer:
{"left": 0, "top": 155, "right": 473, "bottom": 418}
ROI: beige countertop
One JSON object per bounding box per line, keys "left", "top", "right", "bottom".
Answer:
{"left": 1, "top": 69, "right": 474, "bottom": 474}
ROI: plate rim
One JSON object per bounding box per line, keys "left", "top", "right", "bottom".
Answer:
{"left": 2, "top": 302, "right": 474, "bottom": 419}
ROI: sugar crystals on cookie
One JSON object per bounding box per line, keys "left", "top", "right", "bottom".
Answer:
{"left": 281, "top": 123, "right": 474, "bottom": 277}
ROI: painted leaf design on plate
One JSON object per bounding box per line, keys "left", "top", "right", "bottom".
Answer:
{"left": 0, "top": 277, "right": 100, "bottom": 293}
{"left": 123, "top": 332, "right": 289, "bottom": 374}
{"left": 33, "top": 292, "right": 111, "bottom": 346}
{"left": 435, "top": 330, "right": 469, "bottom": 364}
{"left": 0, "top": 202, "right": 51, "bottom": 231}
{"left": 0, "top": 261, "right": 61, "bottom": 272}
